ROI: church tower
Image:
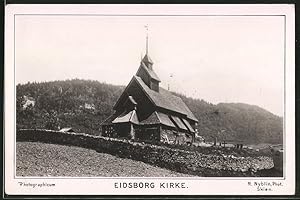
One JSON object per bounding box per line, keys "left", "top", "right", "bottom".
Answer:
{"left": 136, "top": 26, "right": 161, "bottom": 92}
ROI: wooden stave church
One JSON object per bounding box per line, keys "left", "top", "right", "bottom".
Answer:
{"left": 101, "top": 53, "right": 198, "bottom": 144}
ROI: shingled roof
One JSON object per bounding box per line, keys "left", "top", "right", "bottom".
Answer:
{"left": 156, "top": 112, "right": 177, "bottom": 128}
{"left": 134, "top": 76, "right": 198, "bottom": 122}
{"left": 170, "top": 115, "right": 188, "bottom": 130}
{"left": 140, "top": 111, "right": 177, "bottom": 128}
{"left": 142, "top": 54, "right": 153, "bottom": 65}
{"left": 140, "top": 111, "right": 161, "bottom": 125}
{"left": 137, "top": 62, "right": 161, "bottom": 82}
{"left": 112, "top": 110, "right": 139, "bottom": 124}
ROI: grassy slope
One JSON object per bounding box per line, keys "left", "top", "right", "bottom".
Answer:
{"left": 16, "top": 142, "right": 192, "bottom": 177}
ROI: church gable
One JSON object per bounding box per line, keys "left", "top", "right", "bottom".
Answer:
{"left": 113, "top": 77, "right": 156, "bottom": 121}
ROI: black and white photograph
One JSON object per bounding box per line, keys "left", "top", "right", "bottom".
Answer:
{"left": 4, "top": 4, "right": 295, "bottom": 195}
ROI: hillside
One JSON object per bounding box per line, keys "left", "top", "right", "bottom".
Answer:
{"left": 175, "top": 93, "right": 283, "bottom": 144}
{"left": 17, "top": 142, "right": 191, "bottom": 177}
{"left": 16, "top": 79, "right": 283, "bottom": 144}
{"left": 17, "top": 79, "right": 124, "bottom": 135}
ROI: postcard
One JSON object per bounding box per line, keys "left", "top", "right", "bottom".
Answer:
{"left": 4, "top": 4, "right": 295, "bottom": 195}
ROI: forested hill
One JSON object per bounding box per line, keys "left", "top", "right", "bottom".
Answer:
{"left": 16, "top": 79, "right": 283, "bottom": 145}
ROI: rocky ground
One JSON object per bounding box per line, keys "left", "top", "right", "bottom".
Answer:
{"left": 16, "top": 142, "right": 193, "bottom": 177}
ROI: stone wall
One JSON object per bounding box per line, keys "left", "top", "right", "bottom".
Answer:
{"left": 161, "top": 129, "right": 192, "bottom": 145}
{"left": 16, "top": 129, "right": 275, "bottom": 177}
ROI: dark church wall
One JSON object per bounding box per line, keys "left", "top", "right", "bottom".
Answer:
{"left": 102, "top": 123, "right": 136, "bottom": 140}
{"left": 103, "top": 124, "right": 161, "bottom": 142}
{"left": 135, "top": 124, "right": 160, "bottom": 142}
{"left": 114, "top": 123, "right": 131, "bottom": 138}
{"left": 150, "top": 80, "right": 159, "bottom": 92}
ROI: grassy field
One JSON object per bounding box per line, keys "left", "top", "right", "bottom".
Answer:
{"left": 16, "top": 142, "right": 192, "bottom": 177}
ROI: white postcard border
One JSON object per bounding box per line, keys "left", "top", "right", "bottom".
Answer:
{"left": 4, "top": 4, "right": 295, "bottom": 195}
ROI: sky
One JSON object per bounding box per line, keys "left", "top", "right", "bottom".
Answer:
{"left": 15, "top": 15, "right": 285, "bottom": 116}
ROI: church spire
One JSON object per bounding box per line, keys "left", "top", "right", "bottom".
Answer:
{"left": 142, "top": 25, "right": 154, "bottom": 69}
{"left": 145, "top": 25, "right": 149, "bottom": 55}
